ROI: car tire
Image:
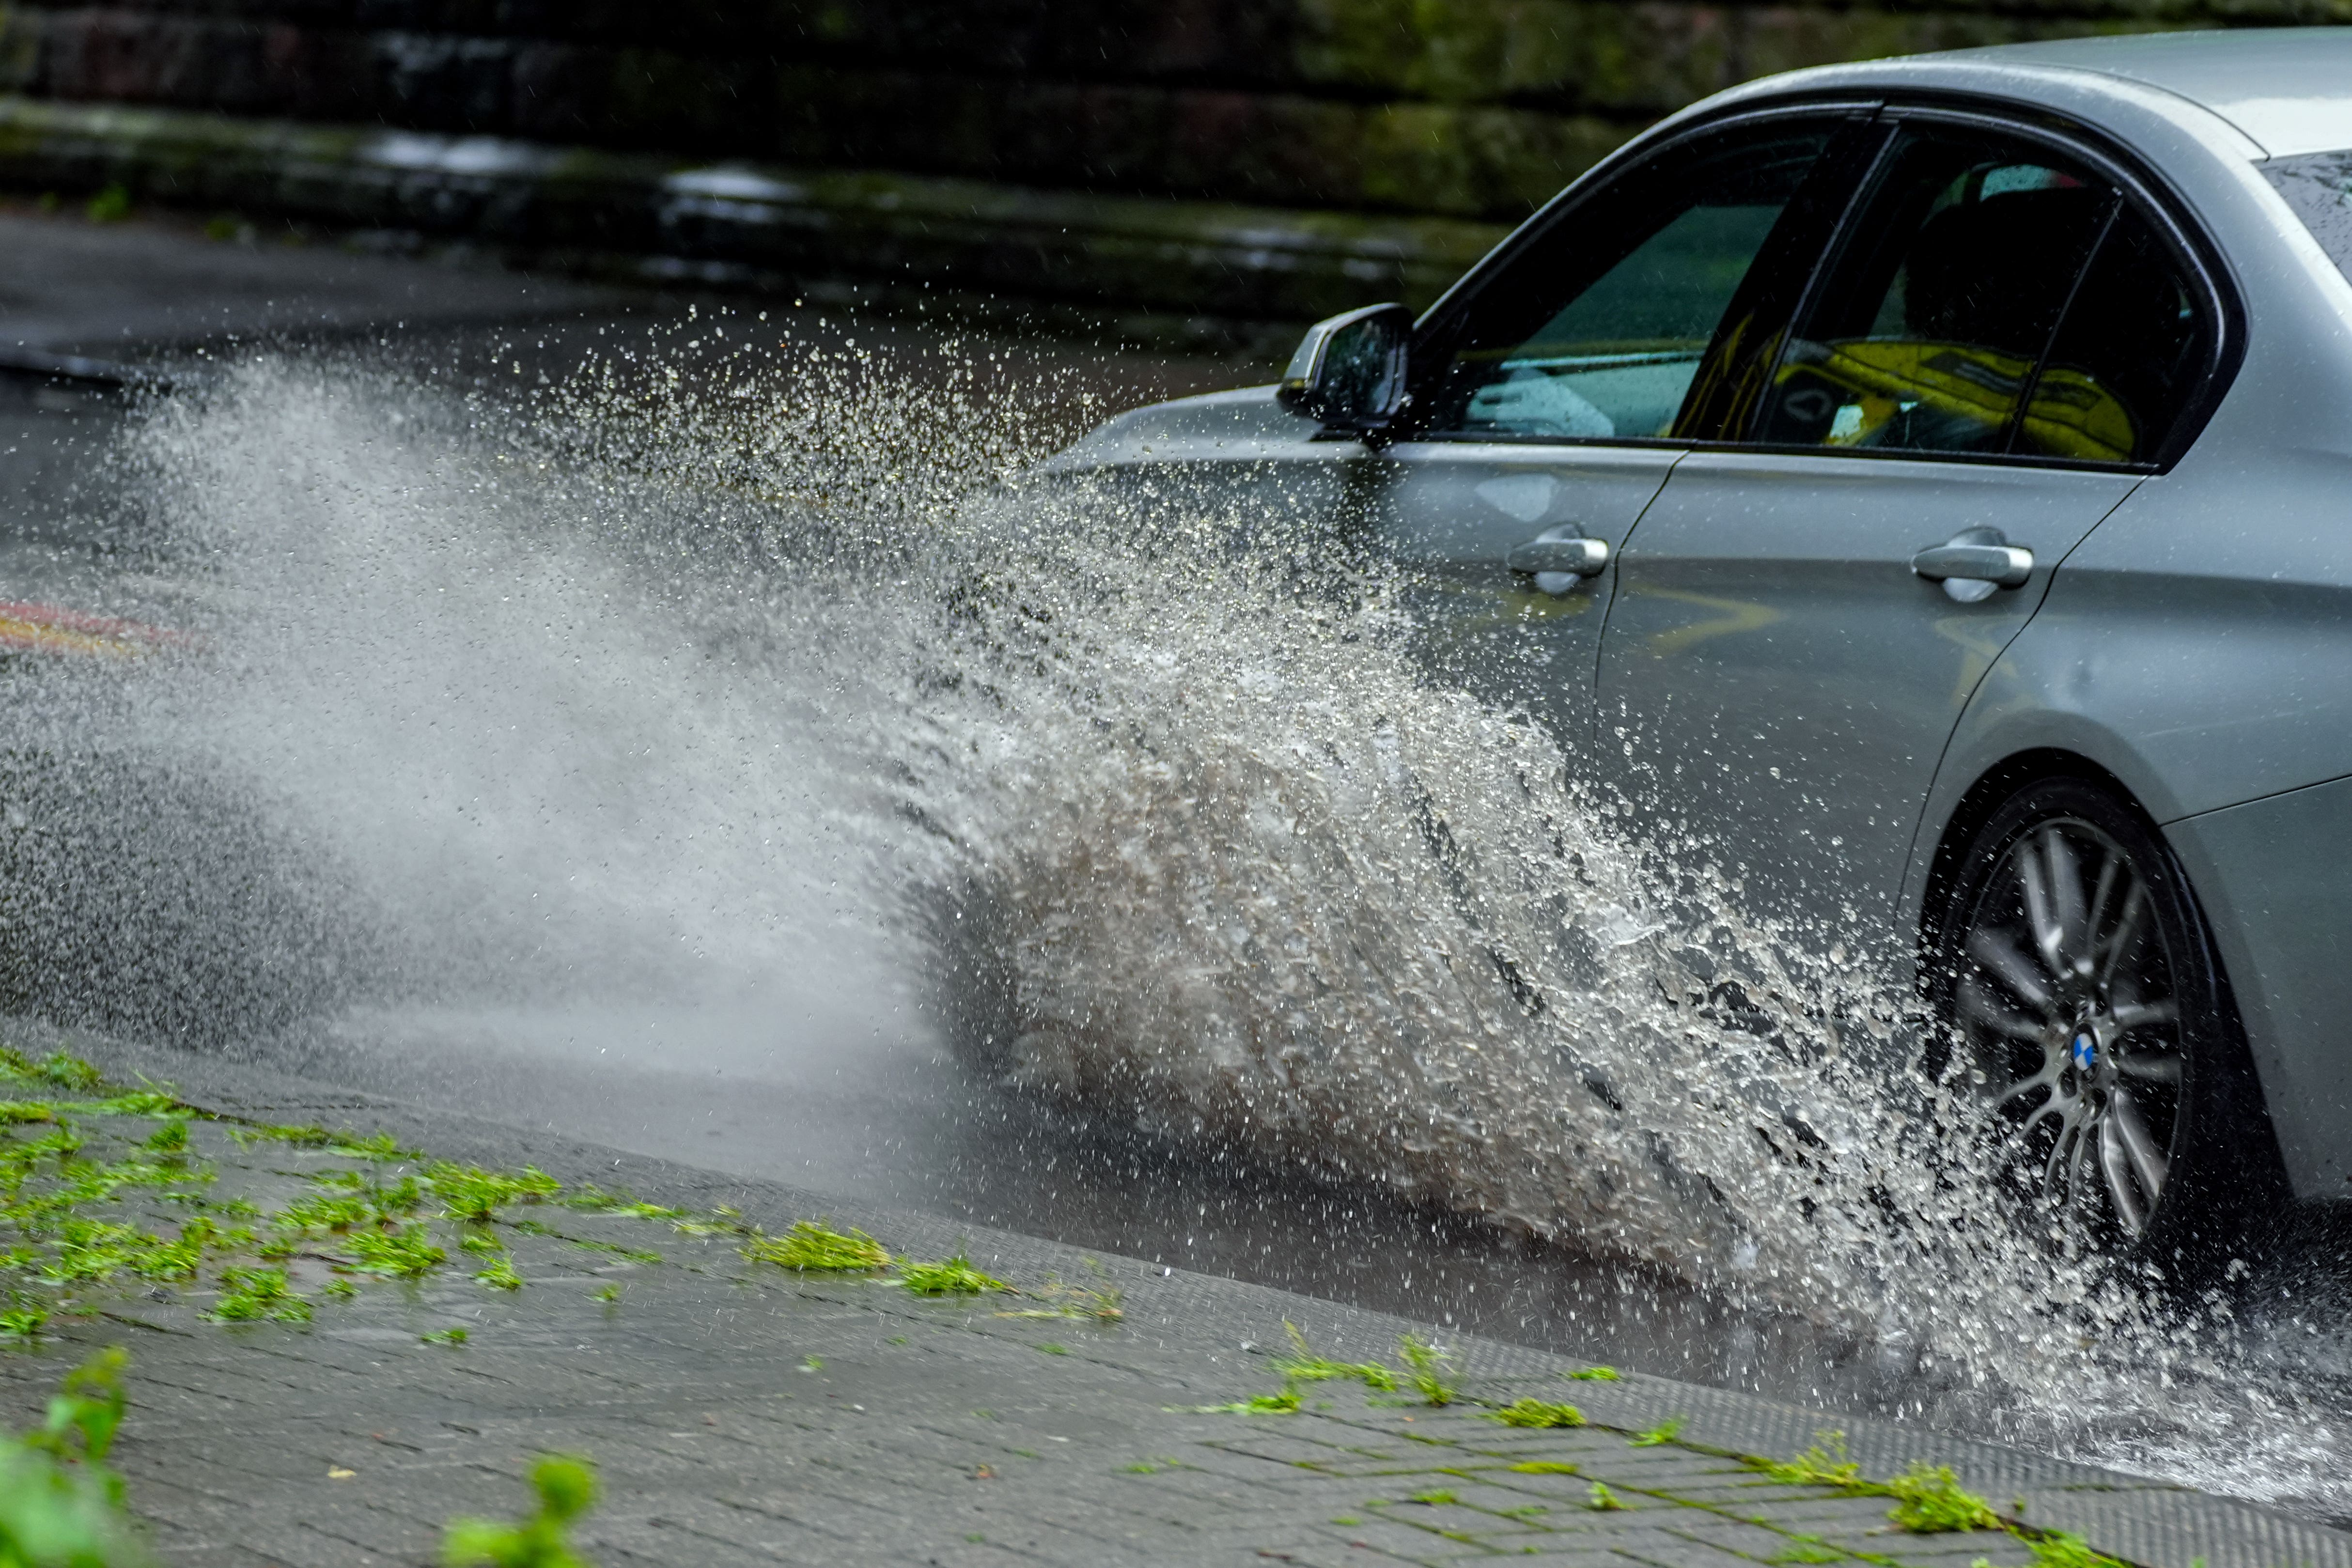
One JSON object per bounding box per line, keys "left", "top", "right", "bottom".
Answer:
{"left": 1925, "top": 775, "right": 2284, "bottom": 1276}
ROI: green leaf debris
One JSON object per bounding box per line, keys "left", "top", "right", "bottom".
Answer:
{"left": 1885, "top": 1463, "right": 2000, "bottom": 1533}
{"left": 1189, "top": 1390, "right": 1302, "bottom": 1415}
{"left": 1270, "top": 1321, "right": 1394, "bottom": 1389}
{"left": 0, "top": 1042, "right": 638, "bottom": 1342}
{"left": 1490, "top": 1397, "right": 1585, "bottom": 1428}
{"left": 897, "top": 1253, "right": 1011, "bottom": 1297}
{"left": 741, "top": 1220, "right": 891, "bottom": 1273}
{"left": 443, "top": 1454, "right": 599, "bottom": 1568}
{"left": 208, "top": 1267, "right": 311, "bottom": 1323}
{"left": 1743, "top": 1430, "right": 2121, "bottom": 1562}
{"left": 0, "top": 1349, "right": 151, "bottom": 1566}
{"left": 1397, "top": 1334, "right": 1458, "bottom": 1407}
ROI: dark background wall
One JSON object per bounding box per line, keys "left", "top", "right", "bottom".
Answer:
{"left": 0, "top": 1, "right": 2339, "bottom": 337}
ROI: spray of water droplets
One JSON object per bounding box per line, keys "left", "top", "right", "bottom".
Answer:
{"left": 7, "top": 334, "right": 2344, "bottom": 1519}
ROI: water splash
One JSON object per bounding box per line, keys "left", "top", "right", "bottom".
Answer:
{"left": 8, "top": 336, "right": 2345, "bottom": 1522}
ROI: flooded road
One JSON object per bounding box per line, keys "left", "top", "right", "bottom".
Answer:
{"left": 4, "top": 275, "right": 2351, "bottom": 1531}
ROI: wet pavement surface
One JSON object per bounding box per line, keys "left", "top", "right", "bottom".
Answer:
{"left": 0, "top": 208, "right": 609, "bottom": 359}
{"left": 9, "top": 1020, "right": 2336, "bottom": 1568}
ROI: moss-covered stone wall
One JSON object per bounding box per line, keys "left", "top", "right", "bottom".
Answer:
{"left": 0, "top": 95, "right": 1506, "bottom": 342}
{"left": 0, "top": 0, "right": 2339, "bottom": 224}
{"left": 0, "top": 2, "right": 2340, "bottom": 337}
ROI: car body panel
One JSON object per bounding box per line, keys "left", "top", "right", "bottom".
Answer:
{"left": 1025, "top": 384, "right": 1374, "bottom": 562}
{"left": 1642, "top": 43, "right": 2270, "bottom": 166}
{"left": 1036, "top": 383, "right": 1336, "bottom": 476}
{"left": 1371, "top": 444, "right": 1682, "bottom": 730}
{"left": 1933, "top": 31, "right": 2352, "bottom": 157}
{"left": 1599, "top": 454, "right": 2137, "bottom": 923}
{"left": 1937, "top": 449, "right": 2352, "bottom": 824}
{"left": 2167, "top": 778, "right": 2352, "bottom": 1196}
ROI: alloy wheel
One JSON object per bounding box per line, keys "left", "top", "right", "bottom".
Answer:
{"left": 1952, "top": 817, "right": 2185, "bottom": 1242}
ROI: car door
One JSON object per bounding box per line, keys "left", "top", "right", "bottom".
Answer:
{"left": 1595, "top": 111, "right": 2219, "bottom": 933}
{"left": 1369, "top": 110, "right": 1877, "bottom": 740}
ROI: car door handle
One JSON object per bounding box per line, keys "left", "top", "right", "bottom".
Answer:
{"left": 1507, "top": 528, "right": 1610, "bottom": 586}
{"left": 1910, "top": 526, "right": 2033, "bottom": 601}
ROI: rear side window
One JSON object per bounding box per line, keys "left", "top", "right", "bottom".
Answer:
{"left": 2032, "top": 204, "right": 2212, "bottom": 464}
{"left": 2266, "top": 150, "right": 2352, "bottom": 284}
{"left": 1755, "top": 121, "right": 2215, "bottom": 466}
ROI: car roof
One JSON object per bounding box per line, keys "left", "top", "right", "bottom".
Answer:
{"left": 1924, "top": 28, "right": 2352, "bottom": 158}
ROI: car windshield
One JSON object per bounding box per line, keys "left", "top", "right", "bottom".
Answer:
{"left": 2264, "top": 149, "right": 2352, "bottom": 285}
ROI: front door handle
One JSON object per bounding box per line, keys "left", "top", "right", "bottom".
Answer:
{"left": 1508, "top": 527, "right": 1610, "bottom": 594}
{"left": 1911, "top": 526, "right": 2033, "bottom": 603}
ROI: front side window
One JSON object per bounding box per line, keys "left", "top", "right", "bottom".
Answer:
{"left": 1756, "top": 122, "right": 2215, "bottom": 465}
{"left": 1417, "top": 122, "right": 1845, "bottom": 443}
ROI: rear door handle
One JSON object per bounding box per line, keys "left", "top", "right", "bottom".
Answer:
{"left": 1508, "top": 527, "right": 1610, "bottom": 594}
{"left": 1911, "top": 526, "right": 2033, "bottom": 602}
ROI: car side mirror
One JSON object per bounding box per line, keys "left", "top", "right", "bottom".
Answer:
{"left": 1275, "top": 303, "right": 1412, "bottom": 429}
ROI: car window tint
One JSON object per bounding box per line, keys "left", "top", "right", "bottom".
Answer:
{"left": 1422, "top": 125, "right": 1835, "bottom": 442}
{"left": 2265, "top": 149, "right": 2352, "bottom": 285}
{"left": 2025, "top": 203, "right": 2213, "bottom": 464}
{"left": 1758, "top": 127, "right": 2116, "bottom": 456}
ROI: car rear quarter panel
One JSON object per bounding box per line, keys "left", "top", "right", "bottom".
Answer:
{"left": 1907, "top": 125, "right": 2352, "bottom": 1198}
{"left": 2168, "top": 778, "right": 2352, "bottom": 1195}
{"left": 1925, "top": 450, "right": 2352, "bottom": 1198}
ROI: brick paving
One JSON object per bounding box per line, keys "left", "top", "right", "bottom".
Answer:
{"left": 0, "top": 1025, "right": 2339, "bottom": 1568}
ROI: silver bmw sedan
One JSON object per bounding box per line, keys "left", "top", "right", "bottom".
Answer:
{"left": 1038, "top": 29, "right": 2352, "bottom": 1268}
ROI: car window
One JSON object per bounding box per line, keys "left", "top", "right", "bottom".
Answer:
{"left": 1417, "top": 122, "right": 1842, "bottom": 442}
{"left": 2027, "top": 202, "right": 2213, "bottom": 464}
{"left": 1751, "top": 122, "right": 2216, "bottom": 465}
{"left": 2265, "top": 149, "right": 2352, "bottom": 285}
{"left": 1757, "top": 126, "right": 2119, "bottom": 456}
